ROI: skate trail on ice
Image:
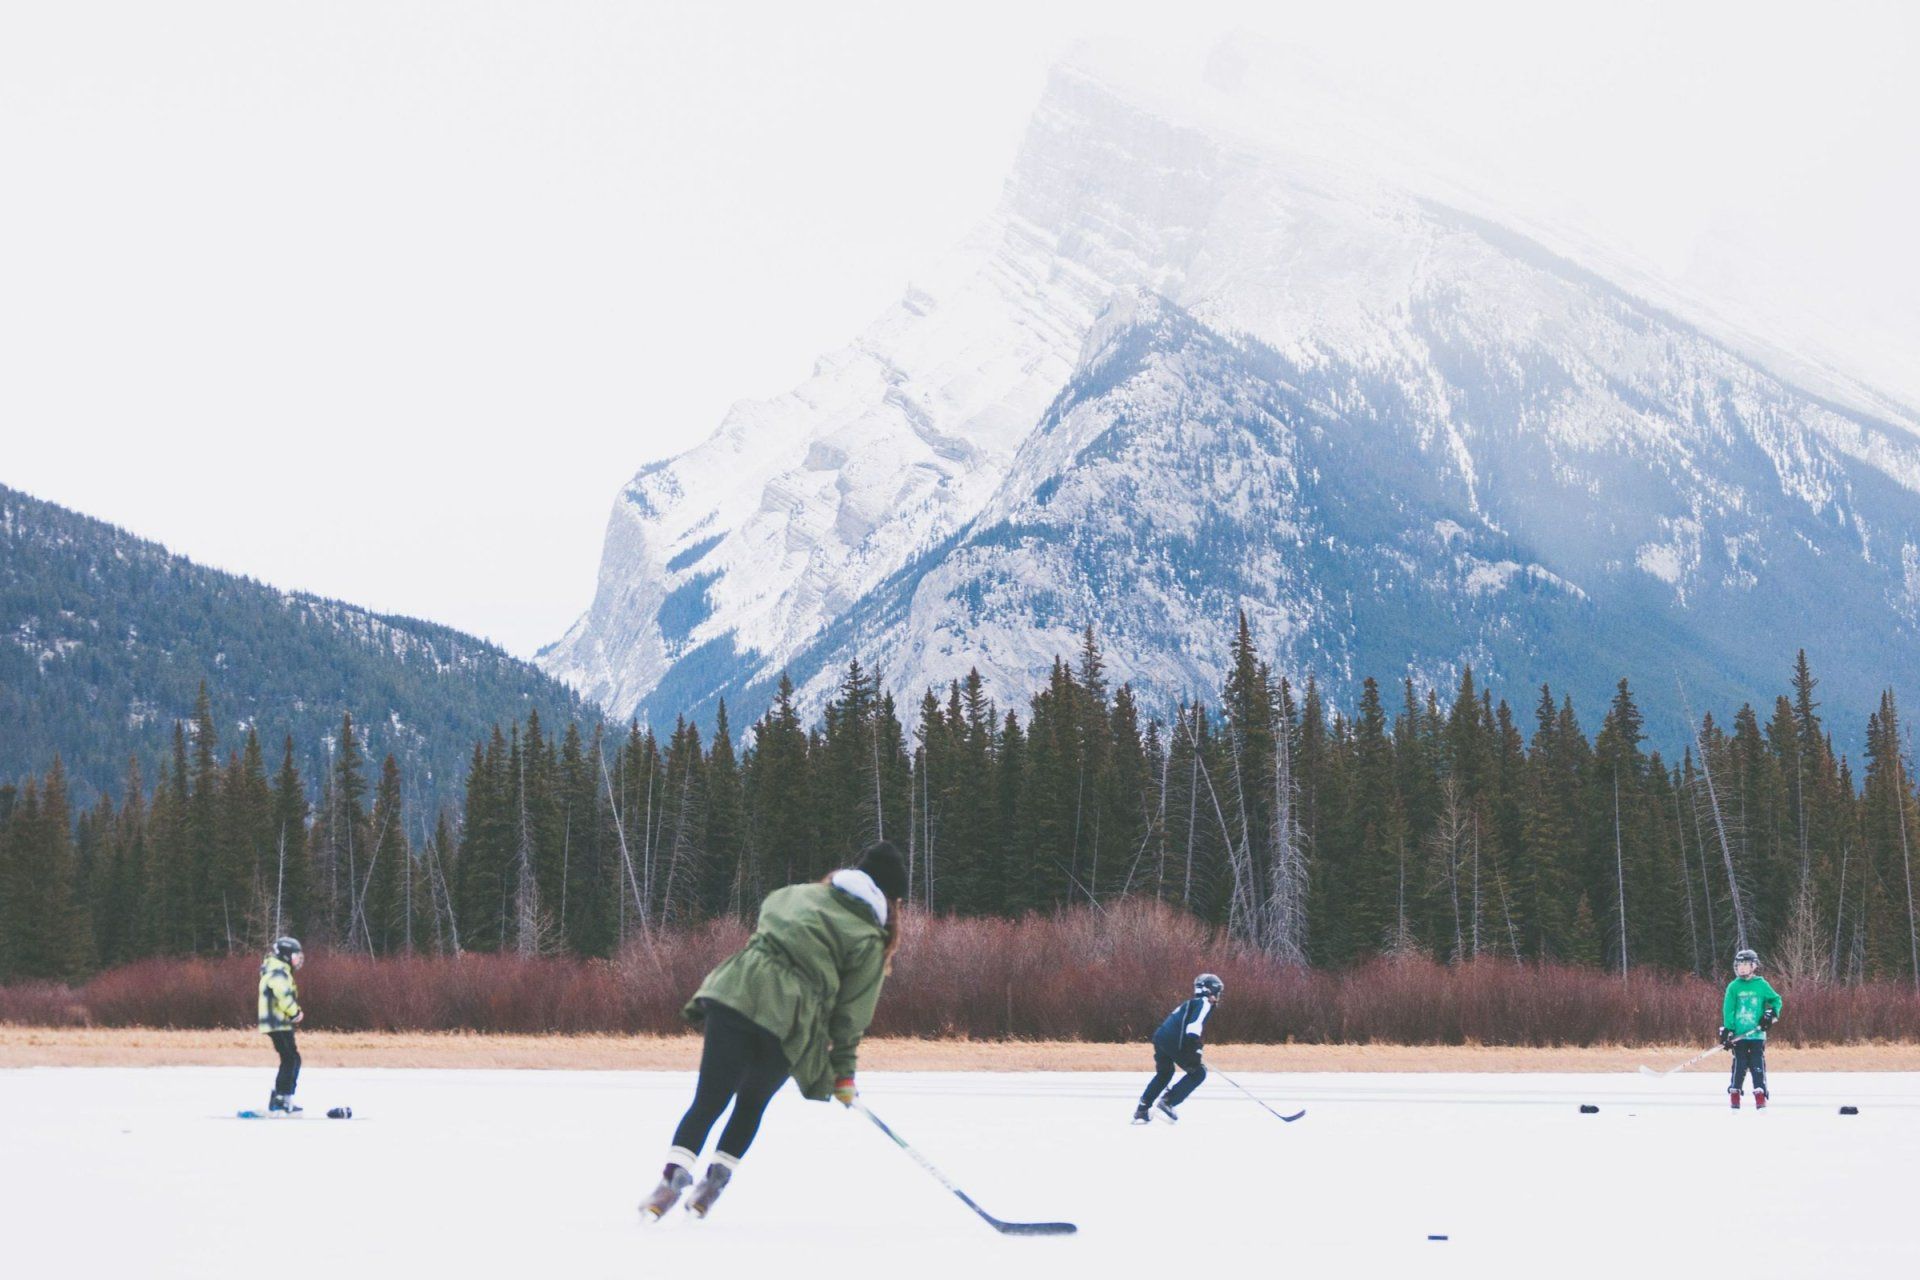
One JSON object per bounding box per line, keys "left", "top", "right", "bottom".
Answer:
{"left": 3, "top": 1067, "right": 1912, "bottom": 1279}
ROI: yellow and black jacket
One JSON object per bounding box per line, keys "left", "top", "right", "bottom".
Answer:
{"left": 258, "top": 955, "right": 302, "bottom": 1032}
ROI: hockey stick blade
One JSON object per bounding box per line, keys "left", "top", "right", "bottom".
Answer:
{"left": 1215, "top": 1069, "right": 1306, "bottom": 1123}
{"left": 854, "top": 1102, "right": 1077, "bottom": 1237}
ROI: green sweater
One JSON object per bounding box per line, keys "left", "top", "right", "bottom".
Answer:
{"left": 686, "top": 882, "right": 889, "bottom": 1101}
{"left": 1722, "top": 975, "right": 1783, "bottom": 1040}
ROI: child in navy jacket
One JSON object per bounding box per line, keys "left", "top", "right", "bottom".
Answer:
{"left": 1134, "top": 973, "right": 1223, "bottom": 1123}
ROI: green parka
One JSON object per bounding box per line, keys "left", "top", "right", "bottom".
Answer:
{"left": 685, "top": 881, "right": 889, "bottom": 1100}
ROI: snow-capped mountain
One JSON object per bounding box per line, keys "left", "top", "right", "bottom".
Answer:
{"left": 542, "top": 56, "right": 1920, "bottom": 740}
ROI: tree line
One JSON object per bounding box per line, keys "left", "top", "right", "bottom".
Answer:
{"left": 4, "top": 619, "right": 1918, "bottom": 987}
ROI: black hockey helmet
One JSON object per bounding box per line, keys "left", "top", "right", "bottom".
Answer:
{"left": 1733, "top": 948, "right": 1759, "bottom": 969}
{"left": 855, "top": 841, "right": 909, "bottom": 902}
{"left": 274, "top": 936, "right": 304, "bottom": 963}
{"left": 1194, "top": 973, "right": 1224, "bottom": 1000}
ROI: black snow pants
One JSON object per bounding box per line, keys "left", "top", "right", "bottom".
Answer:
{"left": 269, "top": 1030, "right": 301, "bottom": 1097}
{"left": 1140, "top": 1045, "right": 1207, "bottom": 1108}
{"left": 670, "top": 1001, "right": 793, "bottom": 1161}
{"left": 1729, "top": 1039, "right": 1768, "bottom": 1095}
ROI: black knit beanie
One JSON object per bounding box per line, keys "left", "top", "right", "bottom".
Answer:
{"left": 855, "top": 840, "right": 908, "bottom": 902}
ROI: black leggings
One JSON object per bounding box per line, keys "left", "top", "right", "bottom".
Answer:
{"left": 1140, "top": 1046, "right": 1207, "bottom": 1107}
{"left": 670, "top": 1003, "right": 792, "bottom": 1161}
{"left": 1730, "top": 1039, "right": 1768, "bottom": 1094}
{"left": 269, "top": 1030, "right": 300, "bottom": 1097}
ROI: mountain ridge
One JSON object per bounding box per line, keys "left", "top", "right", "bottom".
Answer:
{"left": 543, "top": 59, "right": 1920, "bottom": 747}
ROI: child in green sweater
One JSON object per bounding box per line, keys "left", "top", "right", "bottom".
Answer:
{"left": 1719, "top": 948, "right": 1783, "bottom": 1109}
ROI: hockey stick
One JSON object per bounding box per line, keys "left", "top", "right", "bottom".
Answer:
{"left": 1638, "top": 1033, "right": 1761, "bottom": 1077}
{"left": 1211, "top": 1068, "right": 1307, "bottom": 1122}
{"left": 851, "top": 1101, "right": 1077, "bottom": 1236}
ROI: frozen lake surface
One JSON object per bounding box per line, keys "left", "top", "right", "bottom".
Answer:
{"left": 5, "top": 1065, "right": 1914, "bottom": 1278}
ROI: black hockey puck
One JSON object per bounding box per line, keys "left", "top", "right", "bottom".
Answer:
{"left": 1839, "top": 1106, "right": 1859, "bottom": 1115}
{"left": 1428, "top": 1235, "right": 1448, "bottom": 1241}
{"left": 1579, "top": 1104, "right": 1599, "bottom": 1113}
{"left": 327, "top": 1106, "right": 353, "bottom": 1120}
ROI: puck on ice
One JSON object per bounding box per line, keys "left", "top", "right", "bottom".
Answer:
{"left": 1428, "top": 1235, "right": 1448, "bottom": 1241}
{"left": 1579, "top": 1104, "right": 1599, "bottom": 1113}
{"left": 1839, "top": 1106, "right": 1859, "bottom": 1115}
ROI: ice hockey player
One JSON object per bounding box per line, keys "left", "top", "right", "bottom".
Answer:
{"left": 1719, "top": 947, "right": 1783, "bottom": 1109}
{"left": 1134, "top": 972, "right": 1223, "bottom": 1123}
{"left": 641, "top": 841, "right": 909, "bottom": 1221}
{"left": 259, "top": 936, "right": 305, "bottom": 1114}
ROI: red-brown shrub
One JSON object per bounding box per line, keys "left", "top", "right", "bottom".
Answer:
{"left": 0, "top": 980, "right": 91, "bottom": 1027}
{"left": 6, "top": 904, "right": 1918, "bottom": 1042}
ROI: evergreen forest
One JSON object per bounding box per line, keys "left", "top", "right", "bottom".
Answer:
{"left": 5, "top": 617, "right": 1917, "bottom": 990}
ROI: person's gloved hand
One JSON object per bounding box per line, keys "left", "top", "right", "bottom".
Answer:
{"left": 1717, "top": 1026, "right": 1735, "bottom": 1049}
{"left": 293, "top": 1010, "right": 305, "bottom": 1025}
{"left": 833, "top": 1077, "right": 857, "bottom": 1107}
{"left": 1759, "top": 1008, "right": 1778, "bottom": 1030}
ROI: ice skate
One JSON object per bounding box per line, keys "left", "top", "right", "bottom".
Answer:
{"left": 1132, "top": 1102, "right": 1152, "bottom": 1124}
{"left": 640, "top": 1162, "right": 693, "bottom": 1221}
{"left": 1728, "top": 1088, "right": 1742, "bottom": 1110}
{"left": 268, "top": 1093, "right": 302, "bottom": 1116}
{"left": 1154, "top": 1099, "right": 1180, "bottom": 1123}
{"left": 686, "top": 1159, "right": 735, "bottom": 1219}
{"left": 1754, "top": 1089, "right": 1769, "bottom": 1110}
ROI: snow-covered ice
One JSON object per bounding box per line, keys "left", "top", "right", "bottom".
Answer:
{"left": 4, "top": 1066, "right": 1914, "bottom": 1278}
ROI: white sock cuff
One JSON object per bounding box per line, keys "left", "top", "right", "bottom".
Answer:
{"left": 668, "top": 1146, "right": 699, "bottom": 1170}
{"left": 711, "top": 1151, "right": 742, "bottom": 1172}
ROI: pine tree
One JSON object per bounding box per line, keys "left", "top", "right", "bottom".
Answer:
{"left": 362, "top": 755, "right": 408, "bottom": 953}
{"left": 749, "top": 675, "right": 812, "bottom": 897}
{"left": 312, "top": 713, "right": 370, "bottom": 949}
{"left": 2, "top": 762, "right": 90, "bottom": 977}
{"left": 702, "top": 703, "right": 746, "bottom": 917}
{"left": 269, "top": 738, "right": 310, "bottom": 941}
{"left": 995, "top": 710, "right": 1032, "bottom": 914}
{"left": 185, "top": 684, "right": 225, "bottom": 952}
{"left": 1517, "top": 686, "right": 1578, "bottom": 958}
{"left": 1342, "top": 678, "right": 1405, "bottom": 956}
{"left": 454, "top": 730, "right": 509, "bottom": 951}
{"left": 1860, "top": 692, "right": 1920, "bottom": 983}
{"left": 217, "top": 730, "right": 274, "bottom": 951}
{"left": 152, "top": 722, "right": 193, "bottom": 954}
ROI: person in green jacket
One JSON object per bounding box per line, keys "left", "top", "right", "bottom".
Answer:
{"left": 259, "top": 936, "right": 305, "bottom": 1114}
{"left": 1718, "top": 947, "right": 1783, "bottom": 1109}
{"left": 642, "top": 841, "right": 909, "bottom": 1222}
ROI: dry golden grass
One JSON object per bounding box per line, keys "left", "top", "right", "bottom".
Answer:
{"left": 4, "top": 1027, "right": 1919, "bottom": 1072}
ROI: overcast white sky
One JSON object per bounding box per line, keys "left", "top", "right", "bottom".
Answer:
{"left": 4, "top": 1, "right": 1916, "bottom": 657}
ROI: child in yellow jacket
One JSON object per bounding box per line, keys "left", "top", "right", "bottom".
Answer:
{"left": 259, "top": 937, "right": 305, "bottom": 1114}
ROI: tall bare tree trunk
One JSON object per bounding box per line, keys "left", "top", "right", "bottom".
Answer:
{"left": 1614, "top": 772, "right": 1628, "bottom": 978}
{"left": 515, "top": 750, "right": 540, "bottom": 956}
{"left": 1266, "top": 698, "right": 1308, "bottom": 966}
{"left": 273, "top": 827, "right": 287, "bottom": 940}
{"left": 1830, "top": 840, "right": 1849, "bottom": 981}
{"left": 1897, "top": 741, "right": 1918, "bottom": 988}
{"left": 1672, "top": 786, "right": 1700, "bottom": 974}
{"left": 600, "top": 751, "right": 649, "bottom": 950}
{"left": 1687, "top": 698, "right": 1750, "bottom": 950}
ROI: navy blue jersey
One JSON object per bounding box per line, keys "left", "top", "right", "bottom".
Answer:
{"left": 1151, "top": 995, "right": 1214, "bottom": 1055}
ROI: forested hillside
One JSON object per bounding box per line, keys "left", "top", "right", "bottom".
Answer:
{"left": 1, "top": 484, "right": 587, "bottom": 811}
